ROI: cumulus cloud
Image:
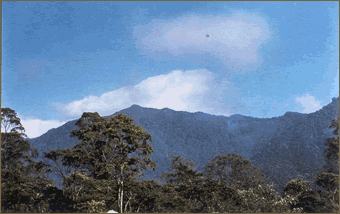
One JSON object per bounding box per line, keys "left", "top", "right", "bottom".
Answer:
{"left": 295, "top": 94, "right": 322, "bottom": 113}
{"left": 20, "top": 117, "right": 66, "bottom": 139}
{"left": 60, "top": 69, "right": 239, "bottom": 118}
{"left": 57, "top": 12, "right": 272, "bottom": 121}
{"left": 133, "top": 11, "right": 271, "bottom": 69}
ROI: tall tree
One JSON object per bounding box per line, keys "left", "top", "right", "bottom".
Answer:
{"left": 283, "top": 178, "right": 335, "bottom": 213}
{"left": 157, "top": 155, "right": 208, "bottom": 212}
{"left": 114, "top": 178, "right": 162, "bottom": 213}
{"left": 158, "top": 154, "right": 201, "bottom": 185}
{"left": 323, "top": 116, "right": 339, "bottom": 174}
{"left": 1, "top": 107, "right": 26, "bottom": 135}
{"left": 203, "top": 153, "right": 268, "bottom": 190}
{"left": 157, "top": 154, "right": 246, "bottom": 213}
{"left": 314, "top": 116, "right": 340, "bottom": 212}
{"left": 45, "top": 112, "right": 157, "bottom": 213}
{"left": 1, "top": 107, "right": 54, "bottom": 212}
{"left": 236, "top": 182, "right": 291, "bottom": 213}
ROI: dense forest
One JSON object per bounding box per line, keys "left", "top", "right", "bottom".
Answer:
{"left": 1, "top": 107, "right": 339, "bottom": 213}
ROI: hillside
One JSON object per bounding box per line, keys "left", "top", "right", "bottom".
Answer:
{"left": 28, "top": 97, "right": 339, "bottom": 191}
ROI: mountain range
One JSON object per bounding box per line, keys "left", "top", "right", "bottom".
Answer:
{"left": 28, "top": 97, "right": 339, "bottom": 192}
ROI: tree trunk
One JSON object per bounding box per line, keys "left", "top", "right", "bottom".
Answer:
{"left": 121, "top": 181, "right": 123, "bottom": 213}
{"left": 118, "top": 182, "right": 121, "bottom": 213}
{"left": 118, "top": 180, "right": 123, "bottom": 213}
{"left": 118, "top": 165, "right": 124, "bottom": 213}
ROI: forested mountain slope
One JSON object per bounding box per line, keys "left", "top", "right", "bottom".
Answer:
{"left": 28, "top": 97, "right": 339, "bottom": 190}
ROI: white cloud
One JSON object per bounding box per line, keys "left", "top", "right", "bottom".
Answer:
{"left": 133, "top": 11, "right": 271, "bottom": 69}
{"left": 56, "top": 12, "right": 272, "bottom": 121}
{"left": 295, "top": 94, "right": 322, "bottom": 113}
{"left": 20, "top": 117, "right": 66, "bottom": 139}
{"left": 60, "top": 69, "right": 238, "bottom": 118}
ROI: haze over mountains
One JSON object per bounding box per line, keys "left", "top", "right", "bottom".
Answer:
{"left": 28, "top": 97, "right": 339, "bottom": 191}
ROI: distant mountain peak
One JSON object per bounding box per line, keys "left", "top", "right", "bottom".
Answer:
{"left": 230, "top": 114, "right": 244, "bottom": 118}
{"left": 331, "top": 97, "right": 339, "bottom": 104}
{"left": 122, "top": 104, "right": 144, "bottom": 112}
{"left": 284, "top": 111, "right": 302, "bottom": 116}
{"left": 130, "top": 104, "right": 142, "bottom": 108}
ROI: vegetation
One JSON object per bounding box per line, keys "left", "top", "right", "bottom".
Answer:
{"left": 1, "top": 108, "right": 57, "bottom": 212}
{"left": 1, "top": 107, "right": 339, "bottom": 213}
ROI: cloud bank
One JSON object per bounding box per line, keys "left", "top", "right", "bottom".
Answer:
{"left": 59, "top": 69, "right": 237, "bottom": 119}
{"left": 20, "top": 117, "right": 66, "bottom": 139}
{"left": 294, "top": 94, "right": 322, "bottom": 113}
{"left": 133, "top": 11, "right": 271, "bottom": 69}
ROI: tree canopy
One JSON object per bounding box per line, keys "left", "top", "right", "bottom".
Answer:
{"left": 1, "top": 107, "right": 55, "bottom": 212}
{"left": 2, "top": 107, "right": 338, "bottom": 213}
{"left": 44, "top": 112, "right": 157, "bottom": 213}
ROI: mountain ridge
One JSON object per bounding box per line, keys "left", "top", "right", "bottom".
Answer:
{"left": 28, "top": 97, "right": 338, "bottom": 140}
{"left": 28, "top": 97, "right": 339, "bottom": 190}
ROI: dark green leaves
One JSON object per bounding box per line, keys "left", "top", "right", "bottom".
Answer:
{"left": 1, "top": 107, "right": 55, "bottom": 212}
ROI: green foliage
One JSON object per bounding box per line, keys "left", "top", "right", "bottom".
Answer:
{"left": 62, "top": 171, "right": 102, "bottom": 212}
{"left": 158, "top": 154, "right": 247, "bottom": 213}
{"left": 3, "top": 109, "right": 338, "bottom": 213}
{"left": 313, "top": 116, "right": 339, "bottom": 213}
{"left": 78, "top": 199, "right": 107, "bottom": 213}
{"left": 203, "top": 153, "right": 268, "bottom": 190}
{"left": 283, "top": 177, "right": 338, "bottom": 212}
{"left": 1, "top": 107, "right": 27, "bottom": 136}
{"left": 156, "top": 155, "right": 206, "bottom": 212}
{"left": 1, "top": 107, "right": 56, "bottom": 212}
{"left": 199, "top": 179, "right": 243, "bottom": 213}
{"left": 283, "top": 179, "right": 311, "bottom": 198}
{"left": 315, "top": 172, "right": 339, "bottom": 212}
{"left": 122, "top": 179, "right": 162, "bottom": 213}
{"left": 323, "top": 116, "right": 339, "bottom": 173}
{"left": 40, "top": 185, "right": 77, "bottom": 212}
{"left": 292, "top": 189, "right": 331, "bottom": 213}
{"left": 237, "top": 183, "right": 291, "bottom": 213}
{"left": 44, "top": 112, "right": 157, "bottom": 213}
{"left": 316, "top": 172, "right": 339, "bottom": 191}
{"left": 158, "top": 154, "right": 201, "bottom": 185}
{"left": 69, "top": 112, "right": 156, "bottom": 179}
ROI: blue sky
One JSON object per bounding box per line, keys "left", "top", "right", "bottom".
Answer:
{"left": 2, "top": 1, "right": 339, "bottom": 138}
